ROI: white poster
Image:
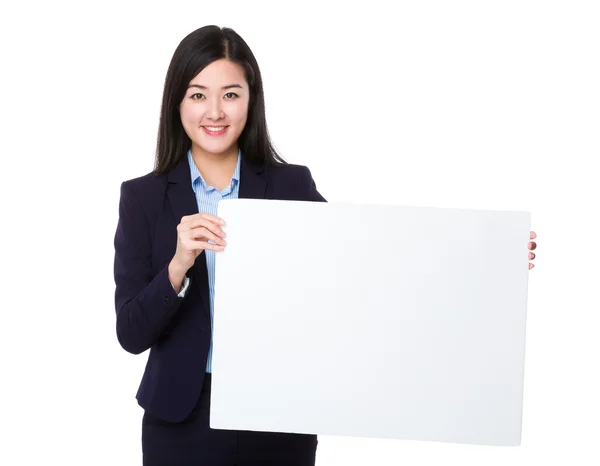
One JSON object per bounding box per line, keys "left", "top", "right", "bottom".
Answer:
{"left": 211, "top": 199, "right": 530, "bottom": 446}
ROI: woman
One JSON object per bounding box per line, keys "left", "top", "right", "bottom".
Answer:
{"left": 114, "top": 25, "right": 538, "bottom": 466}
{"left": 113, "top": 25, "right": 324, "bottom": 465}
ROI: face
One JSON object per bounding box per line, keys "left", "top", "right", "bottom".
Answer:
{"left": 179, "top": 59, "right": 250, "bottom": 158}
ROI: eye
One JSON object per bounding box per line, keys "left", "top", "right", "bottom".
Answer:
{"left": 224, "top": 92, "right": 239, "bottom": 99}
{"left": 191, "top": 93, "right": 205, "bottom": 100}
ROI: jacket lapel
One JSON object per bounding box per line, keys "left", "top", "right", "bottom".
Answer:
{"left": 239, "top": 157, "right": 268, "bottom": 200}
{"left": 167, "top": 157, "right": 199, "bottom": 226}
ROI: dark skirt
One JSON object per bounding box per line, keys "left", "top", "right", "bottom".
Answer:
{"left": 142, "top": 373, "right": 318, "bottom": 466}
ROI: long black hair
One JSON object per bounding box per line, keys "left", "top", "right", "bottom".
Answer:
{"left": 152, "top": 25, "right": 286, "bottom": 174}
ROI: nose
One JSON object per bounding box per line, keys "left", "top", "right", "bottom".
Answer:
{"left": 206, "top": 98, "right": 224, "bottom": 121}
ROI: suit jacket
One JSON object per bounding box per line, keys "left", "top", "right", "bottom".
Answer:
{"left": 113, "top": 155, "right": 326, "bottom": 422}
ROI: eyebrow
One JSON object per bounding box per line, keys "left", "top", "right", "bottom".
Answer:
{"left": 188, "top": 84, "right": 243, "bottom": 90}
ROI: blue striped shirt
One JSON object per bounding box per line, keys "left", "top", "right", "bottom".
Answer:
{"left": 187, "top": 148, "right": 241, "bottom": 373}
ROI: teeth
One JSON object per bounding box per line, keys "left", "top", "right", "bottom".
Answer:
{"left": 205, "top": 126, "right": 226, "bottom": 131}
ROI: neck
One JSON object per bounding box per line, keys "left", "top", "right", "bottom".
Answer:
{"left": 191, "top": 143, "right": 238, "bottom": 166}
{"left": 190, "top": 144, "right": 239, "bottom": 190}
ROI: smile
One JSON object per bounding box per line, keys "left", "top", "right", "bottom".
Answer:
{"left": 202, "top": 126, "right": 228, "bottom": 136}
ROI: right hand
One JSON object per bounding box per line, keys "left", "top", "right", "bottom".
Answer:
{"left": 171, "top": 213, "right": 227, "bottom": 272}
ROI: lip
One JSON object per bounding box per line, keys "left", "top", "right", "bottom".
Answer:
{"left": 202, "top": 126, "right": 229, "bottom": 136}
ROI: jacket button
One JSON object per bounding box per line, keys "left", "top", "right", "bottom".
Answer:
{"left": 164, "top": 297, "right": 171, "bottom": 307}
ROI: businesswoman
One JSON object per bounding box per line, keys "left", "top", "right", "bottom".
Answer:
{"left": 113, "top": 25, "right": 538, "bottom": 466}
{"left": 113, "top": 25, "right": 326, "bottom": 466}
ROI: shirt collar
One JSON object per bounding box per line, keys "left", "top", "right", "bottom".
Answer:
{"left": 187, "top": 148, "right": 241, "bottom": 192}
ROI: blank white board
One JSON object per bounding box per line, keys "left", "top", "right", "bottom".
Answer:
{"left": 211, "top": 199, "right": 530, "bottom": 446}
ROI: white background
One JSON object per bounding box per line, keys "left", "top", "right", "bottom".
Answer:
{"left": 0, "top": 0, "right": 598, "bottom": 465}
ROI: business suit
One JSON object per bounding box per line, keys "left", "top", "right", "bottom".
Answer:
{"left": 113, "top": 154, "right": 326, "bottom": 464}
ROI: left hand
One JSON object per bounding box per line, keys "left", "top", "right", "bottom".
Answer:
{"left": 528, "top": 231, "right": 537, "bottom": 270}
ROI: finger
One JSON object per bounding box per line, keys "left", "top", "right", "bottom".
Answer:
{"left": 198, "top": 241, "right": 225, "bottom": 251}
{"left": 528, "top": 241, "right": 537, "bottom": 250}
{"left": 184, "top": 239, "right": 225, "bottom": 251}
{"left": 190, "top": 226, "right": 227, "bottom": 245}
{"left": 180, "top": 214, "right": 204, "bottom": 224}
{"left": 197, "top": 219, "right": 227, "bottom": 238}
{"left": 181, "top": 217, "right": 227, "bottom": 238}
{"left": 529, "top": 252, "right": 535, "bottom": 260}
{"left": 180, "top": 213, "right": 226, "bottom": 227}
{"left": 200, "top": 212, "right": 226, "bottom": 225}
{"left": 530, "top": 231, "right": 537, "bottom": 239}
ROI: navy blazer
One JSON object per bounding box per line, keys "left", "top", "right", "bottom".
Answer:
{"left": 113, "top": 155, "right": 326, "bottom": 422}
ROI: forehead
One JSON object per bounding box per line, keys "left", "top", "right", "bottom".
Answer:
{"left": 189, "top": 59, "right": 247, "bottom": 87}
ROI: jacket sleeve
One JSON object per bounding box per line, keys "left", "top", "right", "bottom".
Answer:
{"left": 302, "top": 166, "right": 327, "bottom": 202}
{"left": 113, "top": 180, "right": 188, "bottom": 354}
